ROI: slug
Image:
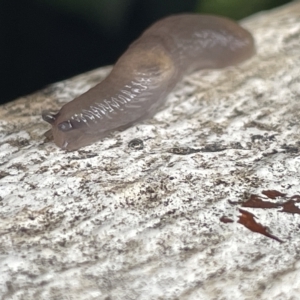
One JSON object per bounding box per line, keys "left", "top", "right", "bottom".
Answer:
{"left": 42, "top": 14, "right": 255, "bottom": 151}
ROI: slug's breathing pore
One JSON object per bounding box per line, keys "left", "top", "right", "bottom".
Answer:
{"left": 42, "top": 14, "right": 255, "bottom": 151}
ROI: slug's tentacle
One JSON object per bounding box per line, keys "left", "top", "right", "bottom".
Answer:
{"left": 42, "top": 14, "right": 255, "bottom": 151}
{"left": 42, "top": 111, "right": 58, "bottom": 125}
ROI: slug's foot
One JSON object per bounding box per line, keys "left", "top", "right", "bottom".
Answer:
{"left": 43, "top": 129, "right": 53, "bottom": 141}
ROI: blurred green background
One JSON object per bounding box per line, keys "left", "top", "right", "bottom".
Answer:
{"left": 0, "top": 0, "right": 291, "bottom": 104}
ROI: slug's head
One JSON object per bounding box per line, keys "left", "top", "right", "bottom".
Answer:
{"left": 42, "top": 110, "right": 101, "bottom": 151}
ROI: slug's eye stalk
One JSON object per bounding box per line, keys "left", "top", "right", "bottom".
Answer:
{"left": 58, "top": 120, "right": 74, "bottom": 132}
{"left": 42, "top": 110, "right": 58, "bottom": 125}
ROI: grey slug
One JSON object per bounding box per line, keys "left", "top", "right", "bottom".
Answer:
{"left": 42, "top": 14, "right": 255, "bottom": 151}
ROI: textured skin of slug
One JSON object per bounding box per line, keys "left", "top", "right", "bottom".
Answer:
{"left": 42, "top": 14, "right": 255, "bottom": 151}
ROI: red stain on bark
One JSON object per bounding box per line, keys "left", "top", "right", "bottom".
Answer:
{"left": 222, "top": 190, "right": 300, "bottom": 242}
{"left": 262, "top": 190, "right": 286, "bottom": 199}
{"left": 242, "top": 194, "right": 279, "bottom": 209}
{"left": 238, "top": 209, "right": 283, "bottom": 243}
{"left": 281, "top": 200, "right": 300, "bottom": 214}
{"left": 241, "top": 191, "right": 300, "bottom": 215}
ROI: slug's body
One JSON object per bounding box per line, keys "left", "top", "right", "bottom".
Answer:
{"left": 42, "top": 14, "right": 255, "bottom": 151}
